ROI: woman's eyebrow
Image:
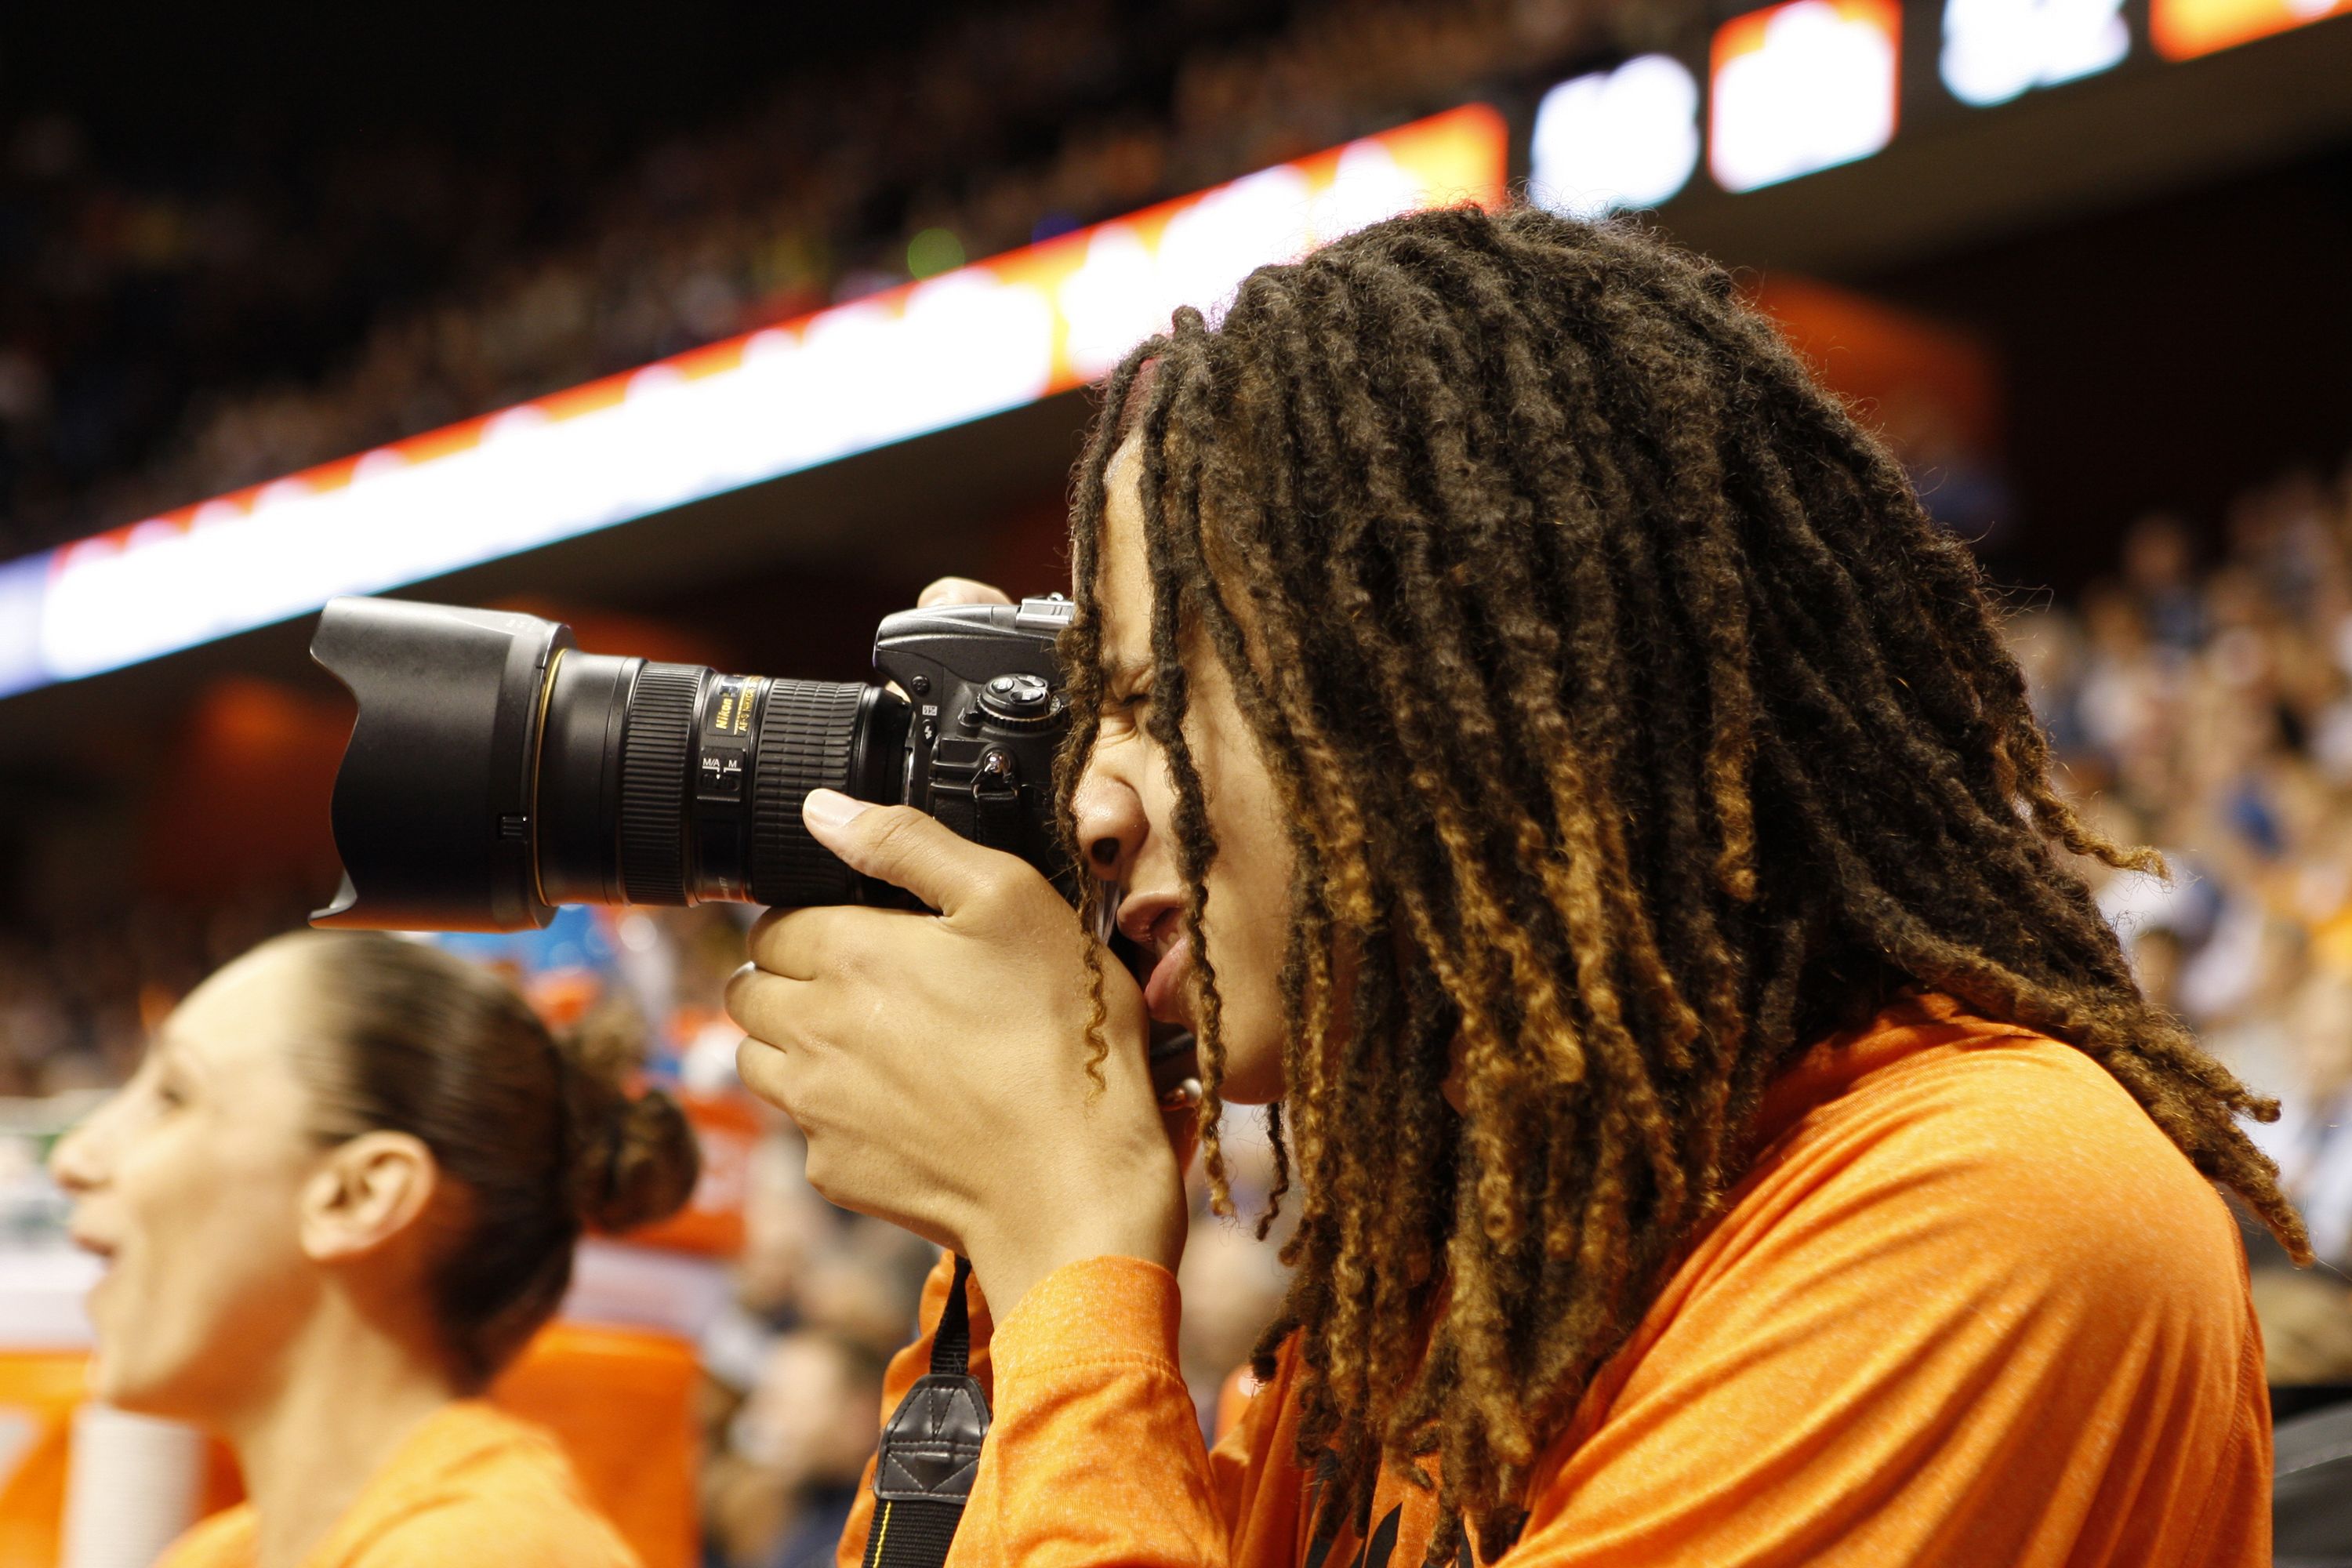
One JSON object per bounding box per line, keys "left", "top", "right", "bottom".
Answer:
{"left": 147, "top": 1029, "right": 205, "bottom": 1080}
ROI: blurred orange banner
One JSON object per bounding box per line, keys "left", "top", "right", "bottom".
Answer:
{"left": 2151, "top": 0, "right": 2352, "bottom": 58}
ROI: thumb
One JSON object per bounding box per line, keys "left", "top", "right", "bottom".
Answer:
{"left": 917, "top": 576, "right": 1014, "bottom": 608}
{"left": 802, "top": 789, "right": 1006, "bottom": 915}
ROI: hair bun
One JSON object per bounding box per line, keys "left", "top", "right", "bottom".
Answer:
{"left": 585, "top": 1089, "right": 701, "bottom": 1232}
{"left": 554, "top": 1006, "right": 702, "bottom": 1234}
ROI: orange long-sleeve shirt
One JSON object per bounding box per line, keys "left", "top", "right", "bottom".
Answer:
{"left": 840, "top": 993, "right": 2270, "bottom": 1568}
{"left": 159, "top": 1400, "right": 639, "bottom": 1568}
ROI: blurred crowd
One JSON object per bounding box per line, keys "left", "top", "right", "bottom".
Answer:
{"left": 0, "top": 0, "right": 1625, "bottom": 561}
{"left": 2010, "top": 452, "right": 2352, "bottom": 1276}
{"left": 0, "top": 887, "right": 304, "bottom": 1100}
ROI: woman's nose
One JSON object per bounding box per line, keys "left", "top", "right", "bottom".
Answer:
{"left": 1071, "top": 767, "right": 1145, "bottom": 887}
{"left": 48, "top": 1112, "right": 108, "bottom": 1195}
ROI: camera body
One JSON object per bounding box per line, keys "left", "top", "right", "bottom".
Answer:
{"left": 308, "top": 593, "right": 1075, "bottom": 932}
{"left": 858, "top": 595, "right": 1076, "bottom": 902}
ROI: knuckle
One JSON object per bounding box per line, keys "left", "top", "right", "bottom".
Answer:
{"left": 972, "top": 861, "right": 1047, "bottom": 927}
{"left": 721, "top": 962, "right": 757, "bottom": 1015}
{"left": 866, "top": 806, "right": 929, "bottom": 860}
{"left": 725, "top": 972, "right": 784, "bottom": 1034}
{"left": 748, "top": 910, "right": 808, "bottom": 971}
{"left": 733, "top": 1038, "right": 789, "bottom": 1103}
{"left": 965, "top": 854, "right": 1023, "bottom": 908}
{"left": 746, "top": 913, "right": 796, "bottom": 969}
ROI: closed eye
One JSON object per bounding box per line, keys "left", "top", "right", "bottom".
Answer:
{"left": 1102, "top": 655, "right": 1155, "bottom": 718}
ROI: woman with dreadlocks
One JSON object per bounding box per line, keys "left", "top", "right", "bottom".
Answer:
{"left": 727, "top": 205, "right": 2288, "bottom": 1567}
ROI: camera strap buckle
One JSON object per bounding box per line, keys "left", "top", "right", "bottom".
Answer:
{"left": 860, "top": 1255, "right": 990, "bottom": 1568}
{"left": 971, "top": 772, "right": 1025, "bottom": 860}
{"left": 935, "top": 750, "right": 1025, "bottom": 862}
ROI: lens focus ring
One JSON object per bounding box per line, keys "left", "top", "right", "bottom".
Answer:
{"left": 752, "top": 681, "right": 866, "bottom": 906}
{"left": 619, "top": 662, "right": 702, "bottom": 906}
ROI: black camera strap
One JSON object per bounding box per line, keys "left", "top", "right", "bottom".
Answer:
{"left": 933, "top": 771, "right": 1026, "bottom": 864}
{"left": 860, "top": 1254, "right": 991, "bottom": 1568}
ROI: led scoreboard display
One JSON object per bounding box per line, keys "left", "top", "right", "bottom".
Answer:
{"left": 1528, "top": 0, "right": 2349, "bottom": 223}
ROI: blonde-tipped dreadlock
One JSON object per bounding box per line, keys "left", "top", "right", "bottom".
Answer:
{"left": 1050, "top": 204, "right": 2304, "bottom": 1566}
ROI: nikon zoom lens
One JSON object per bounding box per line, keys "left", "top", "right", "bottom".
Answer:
{"left": 308, "top": 593, "right": 1071, "bottom": 932}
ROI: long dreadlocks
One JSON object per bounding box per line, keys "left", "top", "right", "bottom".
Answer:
{"left": 1050, "top": 203, "right": 2303, "bottom": 1566}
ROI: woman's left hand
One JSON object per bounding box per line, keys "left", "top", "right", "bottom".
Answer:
{"left": 725, "top": 789, "right": 1186, "bottom": 1319}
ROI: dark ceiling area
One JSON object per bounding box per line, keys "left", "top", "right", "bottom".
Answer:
{"left": 2, "top": 2, "right": 999, "bottom": 163}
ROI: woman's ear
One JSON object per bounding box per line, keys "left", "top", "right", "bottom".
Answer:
{"left": 299, "top": 1131, "right": 441, "bottom": 1262}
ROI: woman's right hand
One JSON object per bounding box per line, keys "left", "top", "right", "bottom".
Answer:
{"left": 916, "top": 572, "right": 1207, "bottom": 1171}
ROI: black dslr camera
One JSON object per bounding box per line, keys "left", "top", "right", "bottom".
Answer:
{"left": 308, "top": 594, "right": 1076, "bottom": 931}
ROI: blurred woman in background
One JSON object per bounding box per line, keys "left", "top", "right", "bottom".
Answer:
{"left": 49, "top": 930, "right": 701, "bottom": 1568}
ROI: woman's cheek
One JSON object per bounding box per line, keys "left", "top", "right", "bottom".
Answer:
{"left": 1200, "top": 862, "right": 1294, "bottom": 1105}
{"left": 93, "top": 1161, "right": 206, "bottom": 1408}
{"left": 104, "top": 1133, "right": 312, "bottom": 1416}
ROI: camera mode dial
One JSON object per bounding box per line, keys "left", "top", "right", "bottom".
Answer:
{"left": 977, "top": 672, "right": 1061, "bottom": 731}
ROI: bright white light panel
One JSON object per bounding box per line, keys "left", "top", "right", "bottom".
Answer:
{"left": 1942, "top": 0, "right": 2129, "bottom": 105}
{"left": 1530, "top": 55, "right": 1703, "bottom": 220}
{"left": 1710, "top": 0, "right": 1904, "bottom": 195}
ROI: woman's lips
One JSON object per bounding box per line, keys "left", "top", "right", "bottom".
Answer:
{"left": 1144, "top": 932, "right": 1193, "bottom": 1024}
{"left": 82, "top": 1247, "right": 118, "bottom": 1318}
